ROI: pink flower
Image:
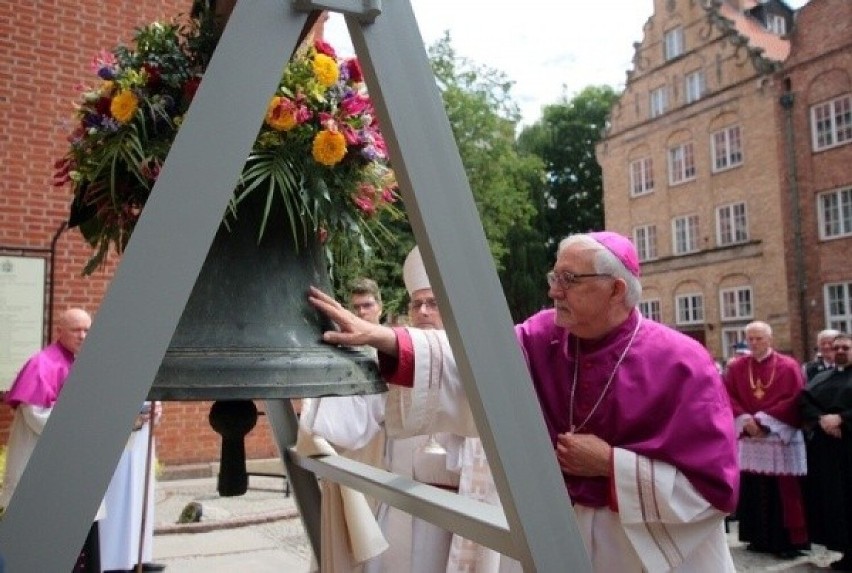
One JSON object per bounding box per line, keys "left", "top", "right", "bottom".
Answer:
{"left": 340, "top": 92, "right": 370, "bottom": 117}
{"left": 294, "top": 103, "right": 313, "bottom": 124}
{"left": 139, "top": 158, "right": 161, "bottom": 181}
{"left": 90, "top": 50, "right": 117, "bottom": 79}
{"left": 352, "top": 194, "right": 376, "bottom": 217}
{"left": 340, "top": 124, "right": 360, "bottom": 146}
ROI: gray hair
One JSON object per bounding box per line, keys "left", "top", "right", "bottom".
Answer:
{"left": 745, "top": 321, "right": 772, "bottom": 337}
{"left": 557, "top": 234, "right": 642, "bottom": 307}
{"left": 817, "top": 328, "right": 841, "bottom": 343}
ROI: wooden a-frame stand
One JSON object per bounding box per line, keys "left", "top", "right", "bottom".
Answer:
{"left": 0, "top": 2, "right": 590, "bottom": 570}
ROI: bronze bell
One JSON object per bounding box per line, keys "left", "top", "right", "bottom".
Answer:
{"left": 148, "top": 193, "right": 385, "bottom": 495}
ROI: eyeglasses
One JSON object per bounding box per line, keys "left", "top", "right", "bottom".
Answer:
{"left": 409, "top": 298, "right": 439, "bottom": 312}
{"left": 833, "top": 344, "right": 851, "bottom": 351}
{"left": 546, "top": 270, "right": 612, "bottom": 289}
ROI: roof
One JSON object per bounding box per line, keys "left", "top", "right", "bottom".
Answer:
{"left": 715, "top": 1, "right": 791, "bottom": 63}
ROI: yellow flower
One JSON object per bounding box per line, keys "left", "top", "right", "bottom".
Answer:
{"left": 110, "top": 90, "right": 138, "bottom": 124}
{"left": 312, "top": 53, "right": 339, "bottom": 88}
{"left": 312, "top": 129, "right": 346, "bottom": 166}
{"left": 100, "top": 80, "right": 115, "bottom": 95}
{"left": 265, "top": 96, "right": 298, "bottom": 131}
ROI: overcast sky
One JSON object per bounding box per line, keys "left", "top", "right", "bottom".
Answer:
{"left": 325, "top": 0, "right": 809, "bottom": 127}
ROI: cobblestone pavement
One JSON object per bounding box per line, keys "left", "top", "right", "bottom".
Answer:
{"left": 152, "top": 476, "right": 843, "bottom": 572}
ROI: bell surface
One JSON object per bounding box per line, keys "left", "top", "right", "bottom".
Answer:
{"left": 148, "top": 194, "right": 386, "bottom": 401}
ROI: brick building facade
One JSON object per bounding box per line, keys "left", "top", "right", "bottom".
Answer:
{"left": 596, "top": 0, "right": 850, "bottom": 362}
{"left": 0, "top": 0, "right": 278, "bottom": 467}
{"left": 777, "top": 0, "right": 852, "bottom": 357}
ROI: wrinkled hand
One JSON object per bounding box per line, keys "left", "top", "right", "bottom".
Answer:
{"left": 308, "top": 286, "right": 398, "bottom": 356}
{"left": 555, "top": 432, "right": 613, "bottom": 477}
{"left": 819, "top": 414, "right": 843, "bottom": 439}
{"left": 743, "top": 417, "right": 767, "bottom": 438}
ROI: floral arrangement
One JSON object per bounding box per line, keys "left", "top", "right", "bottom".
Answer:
{"left": 54, "top": 12, "right": 399, "bottom": 274}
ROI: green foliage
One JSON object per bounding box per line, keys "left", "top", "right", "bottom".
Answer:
{"left": 517, "top": 85, "right": 619, "bottom": 262}
{"left": 57, "top": 10, "right": 398, "bottom": 275}
{"left": 331, "top": 33, "right": 543, "bottom": 316}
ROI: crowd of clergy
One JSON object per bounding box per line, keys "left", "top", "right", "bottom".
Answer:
{"left": 724, "top": 324, "right": 852, "bottom": 571}
{"left": 303, "top": 233, "right": 852, "bottom": 573}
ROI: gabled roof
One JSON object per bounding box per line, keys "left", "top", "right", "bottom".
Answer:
{"left": 707, "top": 0, "right": 791, "bottom": 71}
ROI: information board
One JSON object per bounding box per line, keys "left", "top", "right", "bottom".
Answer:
{"left": 0, "top": 256, "right": 46, "bottom": 391}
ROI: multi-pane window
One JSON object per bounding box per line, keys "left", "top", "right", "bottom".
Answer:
{"left": 712, "top": 125, "right": 743, "bottom": 171}
{"left": 650, "top": 87, "right": 668, "bottom": 118}
{"left": 676, "top": 294, "right": 704, "bottom": 325}
{"left": 638, "top": 299, "right": 661, "bottom": 322}
{"left": 818, "top": 187, "right": 852, "bottom": 239}
{"left": 720, "top": 286, "right": 753, "bottom": 321}
{"left": 685, "top": 70, "right": 705, "bottom": 104}
{"left": 633, "top": 225, "right": 658, "bottom": 262}
{"left": 766, "top": 14, "right": 786, "bottom": 35}
{"left": 668, "top": 142, "right": 696, "bottom": 184}
{"left": 664, "top": 27, "right": 685, "bottom": 60}
{"left": 717, "top": 202, "right": 749, "bottom": 246}
{"left": 672, "top": 214, "right": 699, "bottom": 254}
{"left": 629, "top": 157, "right": 654, "bottom": 196}
{"left": 722, "top": 328, "right": 747, "bottom": 360}
{"left": 825, "top": 282, "right": 852, "bottom": 333}
{"left": 811, "top": 94, "right": 852, "bottom": 151}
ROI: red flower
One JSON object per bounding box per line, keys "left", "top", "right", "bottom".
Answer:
{"left": 95, "top": 96, "right": 112, "bottom": 116}
{"left": 344, "top": 58, "right": 363, "bottom": 82}
{"left": 183, "top": 76, "right": 202, "bottom": 103}
{"left": 314, "top": 40, "right": 336, "bottom": 59}
{"left": 142, "top": 63, "right": 161, "bottom": 88}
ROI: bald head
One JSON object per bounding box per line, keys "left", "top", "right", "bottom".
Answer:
{"left": 57, "top": 308, "right": 91, "bottom": 355}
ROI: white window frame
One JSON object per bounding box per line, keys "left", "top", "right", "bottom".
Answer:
{"left": 638, "top": 299, "right": 661, "bottom": 322}
{"left": 685, "top": 70, "right": 705, "bottom": 104}
{"left": 720, "top": 286, "right": 753, "bottom": 321}
{"left": 650, "top": 86, "right": 668, "bottom": 118}
{"left": 664, "top": 27, "right": 685, "bottom": 61}
{"left": 676, "top": 293, "right": 704, "bottom": 326}
{"left": 711, "top": 125, "right": 743, "bottom": 172}
{"left": 672, "top": 214, "right": 700, "bottom": 255}
{"left": 716, "top": 202, "right": 749, "bottom": 246}
{"left": 629, "top": 157, "right": 654, "bottom": 196}
{"left": 825, "top": 282, "right": 852, "bottom": 333}
{"left": 811, "top": 94, "right": 852, "bottom": 151}
{"left": 766, "top": 14, "right": 786, "bottom": 35}
{"left": 633, "top": 224, "right": 658, "bottom": 262}
{"left": 722, "top": 327, "right": 747, "bottom": 360}
{"left": 817, "top": 187, "right": 852, "bottom": 240}
{"left": 668, "top": 142, "right": 696, "bottom": 185}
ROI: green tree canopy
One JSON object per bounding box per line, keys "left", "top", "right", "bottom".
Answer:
{"left": 517, "top": 85, "right": 619, "bottom": 261}
{"left": 332, "top": 33, "right": 542, "bottom": 319}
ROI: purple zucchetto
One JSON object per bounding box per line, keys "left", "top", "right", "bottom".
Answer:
{"left": 588, "top": 231, "right": 641, "bottom": 278}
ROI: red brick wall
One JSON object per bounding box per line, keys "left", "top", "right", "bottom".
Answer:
{"left": 0, "top": 0, "right": 279, "bottom": 467}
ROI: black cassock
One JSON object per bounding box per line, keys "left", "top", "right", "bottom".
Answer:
{"left": 801, "top": 367, "right": 852, "bottom": 552}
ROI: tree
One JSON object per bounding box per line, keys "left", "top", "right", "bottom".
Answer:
{"left": 517, "top": 85, "right": 619, "bottom": 262}
{"left": 332, "top": 33, "right": 542, "bottom": 319}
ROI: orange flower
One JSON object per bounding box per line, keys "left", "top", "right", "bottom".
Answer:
{"left": 312, "top": 129, "right": 346, "bottom": 166}
{"left": 312, "top": 53, "right": 339, "bottom": 88}
{"left": 265, "top": 96, "right": 298, "bottom": 131}
{"left": 110, "top": 90, "right": 139, "bottom": 124}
